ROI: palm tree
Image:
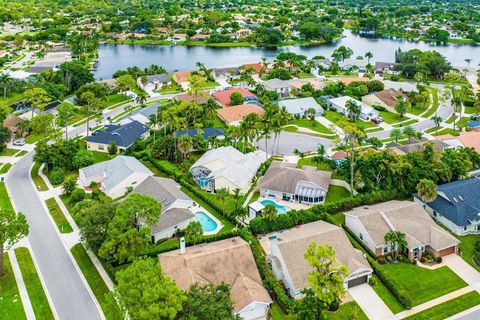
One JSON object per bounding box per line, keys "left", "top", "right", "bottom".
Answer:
{"left": 343, "top": 125, "right": 365, "bottom": 196}
{"left": 402, "top": 126, "right": 417, "bottom": 139}
{"left": 0, "top": 73, "right": 12, "bottom": 99}
{"left": 390, "top": 128, "right": 403, "bottom": 142}
{"left": 416, "top": 179, "right": 437, "bottom": 205}
{"left": 262, "top": 204, "right": 277, "bottom": 222}
{"left": 177, "top": 135, "right": 193, "bottom": 160}
{"left": 365, "top": 51, "right": 373, "bottom": 64}
{"left": 431, "top": 115, "right": 442, "bottom": 135}
{"left": 135, "top": 91, "right": 147, "bottom": 105}
{"left": 258, "top": 117, "right": 272, "bottom": 160}
{"left": 216, "top": 188, "right": 229, "bottom": 215}
{"left": 384, "top": 231, "right": 407, "bottom": 262}
{"left": 346, "top": 100, "right": 361, "bottom": 122}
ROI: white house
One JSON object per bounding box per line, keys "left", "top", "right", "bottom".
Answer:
{"left": 345, "top": 201, "right": 459, "bottom": 261}
{"left": 278, "top": 97, "right": 324, "bottom": 117}
{"left": 189, "top": 146, "right": 263, "bottom": 194}
{"left": 328, "top": 96, "right": 380, "bottom": 120}
{"left": 78, "top": 156, "right": 152, "bottom": 199}
{"left": 262, "top": 79, "right": 292, "bottom": 98}
{"left": 132, "top": 176, "right": 195, "bottom": 242}
{"left": 268, "top": 220, "right": 372, "bottom": 299}
{"left": 159, "top": 237, "right": 272, "bottom": 320}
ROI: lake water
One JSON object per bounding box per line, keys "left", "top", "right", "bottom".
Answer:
{"left": 94, "top": 30, "right": 480, "bottom": 79}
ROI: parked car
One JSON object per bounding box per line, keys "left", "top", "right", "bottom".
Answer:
{"left": 13, "top": 139, "right": 25, "bottom": 146}
{"left": 371, "top": 117, "right": 384, "bottom": 124}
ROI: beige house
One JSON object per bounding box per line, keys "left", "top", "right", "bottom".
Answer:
{"left": 362, "top": 89, "right": 406, "bottom": 112}
{"left": 159, "top": 237, "right": 272, "bottom": 320}
{"left": 344, "top": 201, "right": 460, "bottom": 261}
{"left": 268, "top": 220, "right": 373, "bottom": 299}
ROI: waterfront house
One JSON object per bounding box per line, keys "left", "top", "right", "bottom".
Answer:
{"left": 375, "top": 62, "right": 400, "bottom": 76}
{"left": 132, "top": 176, "right": 195, "bottom": 241}
{"left": 213, "top": 67, "right": 241, "bottom": 81}
{"left": 172, "top": 70, "right": 191, "bottom": 85}
{"left": 86, "top": 120, "right": 150, "bottom": 153}
{"left": 268, "top": 220, "right": 372, "bottom": 299}
{"left": 328, "top": 96, "right": 379, "bottom": 121}
{"left": 278, "top": 97, "right": 324, "bottom": 117}
{"left": 190, "top": 146, "right": 263, "bottom": 194}
{"left": 414, "top": 179, "right": 480, "bottom": 236}
{"left": 216, "top": 104, "right": 265, "bottom": 126}
{"left": 79, "top": 156, "right": 152, "bottom": 199}
{"left": 262, "top": 79, "right": 292, "bottom": 98}
{"left": 345, "top": 201, "right": 459, "bottom": 261}
{"left": 159, "top": 237, "right": 272, "bottom": 320}
{"left": 258, "top": 161, "right": 331, "bottom": 205}
{"left": 139, "top": 73, "right": 170, "bottom": 89}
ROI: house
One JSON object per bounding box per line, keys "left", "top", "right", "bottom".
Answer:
{"left": 375, "top": 62, "right": 400, "bottom": 76}
{"left": 79, "top": 156, "right": 152, "bottom": 199}
{"left": 140, "top": 73, "right": 170, "bottom": 88}
{"left": 315, "top": 58, "right": 332, "bottom": 69}
{"left": 3, "top": 115, "right": 23, "bottom": 137}
{"left": 190, "top": 146, "right": 263, "bottom": 194}
{"left": 87, "top": 120, "right": 150, "bottom": 153}
{"left": 262, "top": 79, "right": 292, "bottom": 98}
{"left": 190, "top": 34, "right": 209, "bottom": 41}
{"left": 258, "top": 161, "right": 331, "bottom": 206}
{"left": 382, "top": 80, "right": 418, "bottom": 93}
{"left": 159, "top": 237, "right": 272, "bottom": 320}
{"left": 172, "top": 71, "right": 191, "bottom": 85}
{"left": 132, "top": 176, "right": 195, "bottom": 241}
{"left": 362, "top": 89, "right": 406, "bottom": 111}
{"left": 176, "top": 127, "right": 225, "bottom": 140}
{"left": 172, "top": 33, "right": 187, "bottom": 41}
{"left": 213, "top": 87, "right": 259, "bottom": 107}
{"left": 278, "top": 97, "right": 324, "bottom": 117}
{"left": 414, "top": 179, "right": 480, "bottom": 236}
{"left": 217, "top": 104, "right": 265, "bottom": 126}
{"left": 328, "top": 96, "right": 380, "bottom": 121}
{"left": 125, "top": 103, "right": 161, "bottom": 128}
{"left": 268, "top": 220, "right": 373, "bottom": 299}
{"left": 436, "top": 131, "right": 480, "bottom": 153}
{"left": 330, "top": 150, "right": 348, "bottom": 164}
{"left": 242, "top": 63, "right": 263, "bottom": 74}
{"left": 287, "top": 79, "right": 325, "bottom": 91}
{"left": 339, "top": 59, "right": 368, "bottom": 74}
{"left": 213, "top": 67, "right": 240, "bottom": 81}
{"left": 386, "top": 138, "right": 450, "bottom": 155}
{"left": 338, "top": 77, "right": 369, "bottom": 85}
{"left": 345, "top": 200, "right": 460, "bottom": 261}
{"left": 174, "top": 93, "right": 210, "bottom": 105}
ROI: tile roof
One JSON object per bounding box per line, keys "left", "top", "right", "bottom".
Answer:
{"left": 158, "top": 237, "right": 272, "bottom": 312}
{"left": 216, "top": 104, "right": 265, "bottom": 124}
{"left": 258, "top": 161, "right": 331, "bottom": 194}
{"left": 373, "top": 89, "right": 406, "bottom": 107}
{"left": 242, "top": 63, "right": 262, "bottom": 74}
{"left": 414, "top": 178, "right": 480, "bottom": 227}
{"left": 173, "top": 71, "right": 191, "bottom": 83}
{"left": 345, "top": 200, "right": 459, "bottom": 250}
{"left": 174, "top": 93, "right": 210, "bottom": 104}
{"left": 87, "top": 120, "right": 149, "bottom": 148}
{"left": 338, "top": 77, "right": 369, "bottom": 85}
{"left": 437, "top": 131, "right": 480, "bottom": 153}
{"left": 213, "top": 87, "right": 255, "bottom": 106}
{"left": 269, "top": 220, "right": 371, "bottom": 291}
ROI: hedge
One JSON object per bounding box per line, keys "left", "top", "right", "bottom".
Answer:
{"left": 239, "top": 229, "right": 295, "bottom": 313}
{"left": 249, "top": 190, "right": 399, "bottom": 235}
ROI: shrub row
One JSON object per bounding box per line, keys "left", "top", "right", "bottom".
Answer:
{"left": 249, "top": 190, "right": 399, "bottom": 235}
{"left": 239, "top": 228, "right": 295, "bottom": 313}
{"left": 368, "top": 257, "right": 413, "bottom": 309}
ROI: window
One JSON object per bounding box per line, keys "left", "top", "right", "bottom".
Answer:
{"left": 464, "top": 226, "right": 468, "bottom": 231}
{"left": 383, "top": 246, "right": 389, "bottom": 254}
{"left": 359, "top": 233, "right": 364, "bottom": 240}
{"left": 98, "top": 144, "right": 104, "bottom": 150}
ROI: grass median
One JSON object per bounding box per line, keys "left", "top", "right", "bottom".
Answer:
{"left": 45, "top": 198, "right": 73, "bottom": 233}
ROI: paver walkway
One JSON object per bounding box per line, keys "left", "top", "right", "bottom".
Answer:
{"left": 348, "top": 283, "right": 394, "bottom": 320}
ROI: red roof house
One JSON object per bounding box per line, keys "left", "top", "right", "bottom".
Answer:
{"left": 213, "top": 88, "right": 255, "bottom": 107}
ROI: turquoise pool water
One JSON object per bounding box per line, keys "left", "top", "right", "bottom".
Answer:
{"left": 195, "top": 211, "right": 218, "bottom": 232}
{"left": 260, "top": 199, "right": 290, "bottom": 214}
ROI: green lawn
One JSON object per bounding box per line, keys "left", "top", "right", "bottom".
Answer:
{"left": 379, "top": 111, "right": 411, "bottom": 124}
{"left": 269, "top": 301, "right": 367, "bottom": 320}
{"left": 326, "top": 185, "right": 351, "bottom": 204}
{"left": 30, "top": 162, "right": 49, "bottom": 191}
{"left": 289, "top": 119, "right": 335, "bottom": 135}
{"left": 0, "top": 254, "right": 27, "bottom": 320}
{"left": 0, "top": 163, "right": 12, "bottom": 174}
{"left": 45, "top": 198, "right": 73, "bottom": 233}
{"left": 201, "top": 81, "right": 220, "bottom": 89}
{"left": 457, "top": 234, "right": 480, "bottom": 272}
{"left": 14, "top": 247, "right": 54, "bottom": 320}
{"left": 420, "top": 87, "right": 439, "bottom": 118}
{"left": 457, "top": 117, "right": 470, "bottom": 129}
{"left": 464, "top": 106, "right": 475, "bottom": 114}
{"left": 297, "top": 157, "right": 344, "bottom": 180}
{"left": 0, "top": 91, "right": 24, "bottom": 106}
{"left": 370, "top": 275, "right": 405, "bottom": 313}
{"left": 0, "top": 148, "right": 20, "bottom": 157}
{"left": 432, "top": 128, "right": 460, "bottom": 136}
{"left": 323, "top": 110, "right": 377, "bottom": 129}
{"left": 392, "top": 119, "right": 417, "bottom": 128}
{"left": 0, "top": 182, "right": 13, "bottom": 211}
{"left": 269, "top": 303, "right": 296, "bottom": 319}
{"left": 25, "top": 133, "right": 44, "bottom": 144}
{"left": 70, "top": 244, "right": 119, "bottom": 320}
{"left": 377, "top": 263, "right": 467, "bottom": 306}
{"left": 403, "top": 291, "right": 480, "bottom": 320}
{"left": 15, "top": 150, "right": 27, "bottom": 157}
{"left": 106, "top": 94, "right": 128, "bottom": 107}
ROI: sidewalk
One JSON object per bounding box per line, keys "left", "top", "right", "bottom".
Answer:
{"left": 8, "top": 250, "right": 35, "bottom": 320}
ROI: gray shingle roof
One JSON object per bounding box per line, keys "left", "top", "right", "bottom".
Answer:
{"left": 414, "top": 178, "right": 480, "bottom": 227}
{"left": 262, "top": 78, "right": 291, "bottom": 89}
{"left": 87, "top": 120, "right": 149, "bottom": 148}
{"left": 146, "top": 73, "right": 170, "bottom": 83}
{"left": 150, "top": 208, "right": 195, "bottom": 235}
{"left": 278, "top": 97, "right": 324, "bottom": 115}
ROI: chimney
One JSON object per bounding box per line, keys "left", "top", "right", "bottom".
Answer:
{"left": 180, "top": 237, "right": 186, "bottom": 254}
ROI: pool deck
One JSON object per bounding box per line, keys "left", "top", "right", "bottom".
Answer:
{"left": 190, "top": 204, "right": 223, "bottom": 235}
{"left": 258, "top": 196, "right": 312, "bottom": 211}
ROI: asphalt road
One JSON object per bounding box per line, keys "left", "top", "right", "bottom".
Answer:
{"left": 7, "top": 153, "right": 102, "bottom": 320}
{"left": 451, "top": 308, "right": 480, "bottom": 320}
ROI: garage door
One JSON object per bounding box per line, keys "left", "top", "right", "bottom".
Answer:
{"left": 439, "top": 246, "right": 456, "bottom": 257}
{"left": 348, "top": 275, "right": 368, "bottom": 288}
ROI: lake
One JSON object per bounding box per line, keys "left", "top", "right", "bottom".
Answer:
{"left": 94, "top": 30, "right": 480, "bottom": 80}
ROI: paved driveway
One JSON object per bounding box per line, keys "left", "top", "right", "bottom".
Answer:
{"left": 348, "top": 284, "right": 394, "bottom": 320}
{"left": 7, "top": 153, "right": 103, "bottom": 320}
{"left": 442, "top": 255, "right": 480, "bottom": 286}
{"left": 255, "top": 131, "right": 333, "bottom": 156}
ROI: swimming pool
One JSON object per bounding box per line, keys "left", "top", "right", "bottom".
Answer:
{"left": 195, "top": 211, "right": 218, "bottom": 232}
{"left": 260, "top": 199, "right": 290, "bottom": 214}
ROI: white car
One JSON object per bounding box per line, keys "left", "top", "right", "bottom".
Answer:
{"left": 13, "top": 139, "right": 25, "bottom": 146}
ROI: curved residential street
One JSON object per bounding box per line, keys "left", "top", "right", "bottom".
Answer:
{"left": 7, "top": 153, "right": 102, "bottom": 320}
